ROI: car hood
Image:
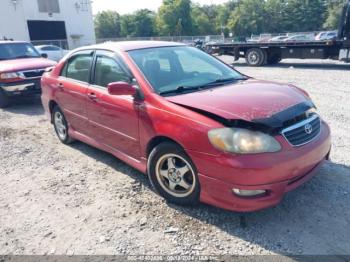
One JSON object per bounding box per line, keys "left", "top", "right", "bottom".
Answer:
{"left": 165, "top": 79, "right": 310, "bottom": 122}
{"left": 0, "top": 58, "right": 56, "bottom": 73}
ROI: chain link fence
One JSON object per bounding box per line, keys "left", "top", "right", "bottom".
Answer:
{"left": 30, "top": 35, "right": 225, "bottom": 51}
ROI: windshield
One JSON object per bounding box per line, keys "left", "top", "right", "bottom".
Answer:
{"left": 0, "top": 43, "right": 41, "bottom": 60}
{"left": 128, "top": 46, "right": 246, "bottom": 95}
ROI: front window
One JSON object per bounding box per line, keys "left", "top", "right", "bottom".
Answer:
{"left": 0, "top": 43, "right": 41, "bottom": 60}
{"left": 128, "top": 46, "right": 245, "bottom": 96}
{"left": 93, "top": 56, "right": 130, "bottom": 87}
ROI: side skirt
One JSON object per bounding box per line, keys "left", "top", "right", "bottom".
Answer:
{"left": 68, "top": 128, "right": 147, "bottom": 174}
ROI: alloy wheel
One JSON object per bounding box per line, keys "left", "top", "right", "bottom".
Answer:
{"left": 54, "top": 111, "right": 67, "bottom": 140}
{"left": 155, "top": 154, "right": 196, "bottom": 198}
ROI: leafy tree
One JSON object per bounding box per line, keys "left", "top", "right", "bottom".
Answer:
{"left": 192, "top": 4, "right": 218, "bottom": 35}
{"left": 156, "top": 0, "right": 193, "bottom": 36}
{"left": 94, "top": 11, "right": 121, "bottom": 38}
{"left": 227, "top": 0, "right": 328, "bottom": 37}
{"left": 227, "top": 0, "right": 267, "bottom": 37}
{"left": 133, "top": 10, "right": 156, "bottom": 37}
{"left": 93, "top": 0, "right": 348, "bottom": 39}
{"left": 216, "top": 1, "right": 240, "bottom": 36}
{"left": 323, "top": 0, "right": 348, "bottom": 29}
{"left": 263, "top": 0, "right": 285, "bottom": 33}
{"left": 120, "top": 14, "right": 135, "bottom": 37}
{"left": 281, "top": 0, "right": 326, "bottom": 32}
{"left": 121, "top": 9, "right": 156, "bottom": 37}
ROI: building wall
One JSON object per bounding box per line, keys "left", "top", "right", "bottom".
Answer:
{"left": 0, "top": 1, "right": 28, "bottom": 41}
{"left": 0, "top": 0, "right": 95, "bottom": 49}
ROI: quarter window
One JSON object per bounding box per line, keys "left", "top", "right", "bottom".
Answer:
{"left": 94, "top": 56, "right": 130, "bottom": 88}
{"left": 62, "top": 53, "right": 93, "bottom": 83}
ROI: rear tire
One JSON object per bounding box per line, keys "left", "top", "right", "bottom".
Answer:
{"left": 0, "top": 89, "right": 10, "bottom": 108}
{"left": 52, "top": 106, "right": 74, "bottom": 144}
{"left": 147, "top": 142, "right": 200, "bottom": 206}
{"left": 245, "top": 48, "right": 266, "bottom": 67}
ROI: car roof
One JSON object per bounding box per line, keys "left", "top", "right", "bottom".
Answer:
{"left": 78, "top": 41, "right": 186, "bottom": 52}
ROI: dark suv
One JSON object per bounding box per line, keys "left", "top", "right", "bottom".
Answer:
{"left": 0, "top": 41, "right": 56, "bottom": 108}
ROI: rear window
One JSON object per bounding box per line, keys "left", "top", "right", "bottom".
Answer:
{"left": 62, "top": 53, "right": 93, "bottom": 83}
{"left": 0, "top": 43, "right": 41, "bottom": 60}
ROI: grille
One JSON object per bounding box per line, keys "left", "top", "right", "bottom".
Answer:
{"left": 21, "top": 69, "right": 46, "bottom": 79}
{"left": 281, "top": 114, "right": 321, "bottom": 147}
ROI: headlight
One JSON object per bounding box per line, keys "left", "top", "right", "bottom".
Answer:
{"left": 306, "top": 107, "right": 317, "bottom": 118}
{"left": 0, "top": 72, "right": 24, "bottom": 80}
{"left": 208, "top": 128, "right": 281, "bottom": 154}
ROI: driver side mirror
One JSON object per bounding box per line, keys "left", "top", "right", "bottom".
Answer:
{"left": 107, "top": 82, "right": 137, "bottom": 96}
{"left": 41, "top": 53, "right": 48, "bottom": 58}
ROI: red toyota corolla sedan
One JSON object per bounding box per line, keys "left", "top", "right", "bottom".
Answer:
{"left": 41, "top": 41, "right": 331, "bottom": 212}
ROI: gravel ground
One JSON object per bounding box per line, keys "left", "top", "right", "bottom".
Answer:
{"left": 0, "top": 58, "right": 350, "bottom": 256}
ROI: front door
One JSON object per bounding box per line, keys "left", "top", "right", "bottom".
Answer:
{"left": 86, "top": 50, "right": 141, "bottom": 159}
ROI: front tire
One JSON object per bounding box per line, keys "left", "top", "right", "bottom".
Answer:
{"left": 0, "top": 89, "right": 10, "bottom": 108}
{"left": 147, "top": 142, "right": 200, "bottom": 206}
{"left": 52, "top": 106, "right": 74, "bottom": 144}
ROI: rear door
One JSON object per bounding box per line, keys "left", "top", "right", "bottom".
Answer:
{"left": 86, "top": 50, "right": 141, "bottom": 159}
{"left": 55, "top": 50, "right": 94, "bottom": 135}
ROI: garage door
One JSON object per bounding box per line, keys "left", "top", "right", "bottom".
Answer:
{"left": 27, "top": 20, "right": 67, "bottom": 41}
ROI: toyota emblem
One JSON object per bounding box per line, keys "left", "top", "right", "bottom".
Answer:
{"left": 304, "top": 124, "right": 313, "bottom": 134}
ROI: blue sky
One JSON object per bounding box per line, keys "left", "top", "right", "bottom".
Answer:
{"left": 92, "top": 0, "right": 228, "bottom": 14}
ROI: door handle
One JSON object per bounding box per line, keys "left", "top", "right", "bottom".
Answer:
{"left": 87, "top": 92, "right": 97, "bottom": 101}
{"left": 58, "top": 83, "right": 64, "bottom": 90}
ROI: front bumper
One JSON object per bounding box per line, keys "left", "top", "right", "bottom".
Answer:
{"left": 0, "top": 79, "right": 41, "bottom": 97}
{"left": 188, "top": 121, "right": 332, "bottom": 212}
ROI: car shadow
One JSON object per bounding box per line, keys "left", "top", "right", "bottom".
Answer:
{"left": 1, "top": 96, "right": 44, "bottom": 116}
{"left": 266, "top": 62, "right": 350, "bottom": 71}
{"left": 67, "top": 140, "right": 350, "bottom": 255}
{"left": 176, "top": 161, "right": 350, "bottom": 255}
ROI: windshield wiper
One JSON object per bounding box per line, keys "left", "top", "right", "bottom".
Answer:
{"left": 204, "top": 77, "right": 248, "bottom": 86}
{"left": 159, "top": 85, "right": 202, "bottom": 95}
{"left": 159, "top": 77, "right": 248, "bottom": 96}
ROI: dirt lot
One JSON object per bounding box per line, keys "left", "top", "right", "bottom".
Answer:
{"left": 1, "top": 58, "right": 350, "bottom": 256}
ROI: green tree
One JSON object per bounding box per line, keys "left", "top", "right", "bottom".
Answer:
{"left": 227, "top": 0, "right": 328, "bottom": 37}
{"left": 192, "top": 4, "right": 218, "bottom": 35}
{"left": 281, "top": 0, "right": 326, "bottom": 32}
{"left": 133, "top": 9, "right": 156, "bottom": 37}
{"left": 120, "top": 14, "right": 135, "bottom": 37}
{"left": 121, "top": 9, "right": 156, "bottom": 37}
{"left": 156, "top": 0, "right": 193, "bottom": 36}
{"left": 264, "top": 0, "right": 285, "bottom": 33}
{"left": 94, "top": 0, "right": 344, "bottom": 39}
{"left": 227, "top": 0, "right": 267, "bottom": 37}
{"left": 323, "top": 0, "right": 348, "bottom": 29}
{"left": 217, "top": 1, "right": 240, "bottom": 35}
{"left": 94, "top": 11, "right": 121, "bottom": 38}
